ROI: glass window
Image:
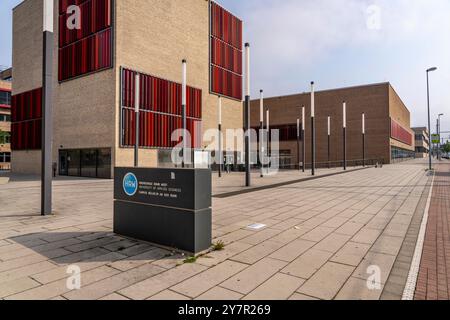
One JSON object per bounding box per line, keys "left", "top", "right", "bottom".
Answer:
{"left": 0, "top": 152, "right": 11, "bottom": 163}
{"left": 80, "top": 149, "right": 97, "bottom": 178}
{"left": 0, "top": 91, "right": 11, "bottom": 105}
{"left": 97, "top": 148, "right": 111, "bottom": 179}
{"left": 67, "top": 150, "right": 81, "bottom": 176}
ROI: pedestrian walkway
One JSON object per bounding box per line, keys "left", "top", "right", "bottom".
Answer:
{"left": 415, "top": 161, "right": 450, "bottom": 300}
{"left": 0, "top": 159, "right": 432, "bottom": 300}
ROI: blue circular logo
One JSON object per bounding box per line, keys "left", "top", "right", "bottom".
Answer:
{"left": 123, "top": 173, "right": 138, "bottom": 196}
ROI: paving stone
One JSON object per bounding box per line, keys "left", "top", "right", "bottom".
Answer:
{"left": 119, "top": 263, "right": 208, "bottom": 300}
{"left": 0, "top": 277, "right": 41, "bottom": 298}
{"left": 63, "top": 263, "right": 166, "bottom": 300}
{"left": 289, "top": 293, "right": 319, "bottom": 300}
{"left": 282, "top": 249, "right": 334, "bottom": 279}
{"left": 171, "top": 260, "right": 248, "bottom": 298}
{"left": 269, "top": 239, "right": 316, "bottom": 262}
{"left": 301, "top": 226, "right": 335, "bottom": 242}
{"left": 221, "top": 258, "right": 287, "bottom": 295}
{"left": 353, "top": 252, "right": 396, "bottom": 285}
{"left": 32, "top": 251, "right": 127, "bottom": 284}
{"left": 6, "top": 266, "right": 120, "bottom": 300}
{"left": 149, "top": 290, "right": 191, "bottom": 300}
{"left": 313, "top": 233, "right": 352, "bottom": 254}
{"left": 297, "top": 262, "right": 354, "bottom": 300}
{"left": 351, "top": 228, "right": 383, "bottom": 245}
{"left": 331, "top": 242, "right": 371, "bottom": 267}
{"left": 195, "top": 287, "right": 243, "bottom": 300}
{"left": 371, "top": 235, "right": 404, "bottom": 256}
{"left": 0, "top": 261, "right": 57, "bottom": 284}
{"left": 197, "top": 242, "right": 252, "bottom": 267}
{"left": 243, "top": 273, "right": 305, "bottom": 300}
{"left": 108, "top": 248, "right": 170, "bottom": 271}
{"left": 335, "top": 277, "right": 383, "bottom": 300}
{"left": 100, "top": 293, "right": 130, "bottom": 300}
{"left": 231, "top": 240, "right": 284, "bottom": 265}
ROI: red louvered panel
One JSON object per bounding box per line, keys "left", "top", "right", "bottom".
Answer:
{"left": 58, "top": 0, "right": 112, "bottom": 82}
{"left": 210, "top": 2, "right": 243, "bottom": 100}
{"left": 120, "top": 68, "right": 203, "bottom": 149}
{"left": 390, "top": 119, "right": 412, "bottom": 146}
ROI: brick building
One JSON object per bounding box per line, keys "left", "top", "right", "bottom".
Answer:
{"left": 0, "top": 79, "right": 12, "bottom": 170}
{"left": 412, "top": 127, "right": 429, "bottom": 158}
{"left": 11, "top": 0, "right": 243, "bottom": 178}
{"left": 250, "top": 82, "right": 415, "bottom": 167}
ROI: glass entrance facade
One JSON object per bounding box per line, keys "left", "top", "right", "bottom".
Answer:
{"left": 59, "top": 148, "right": 111, "bottom": 179}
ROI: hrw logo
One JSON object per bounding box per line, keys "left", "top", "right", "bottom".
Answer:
{"left": 123, "top": 173, "right": 138, "bottom": 196}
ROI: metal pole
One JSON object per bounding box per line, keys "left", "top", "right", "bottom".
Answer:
{"left": 260, "top": 90, "right": 264, "bottom": 177}
{"left": 41, "top": 0, "right": 53, "bottom": 216}
{"left": 297, "top": 117, "right": 301, "bottom": 171}
{"left": 244, "top": 43, "right": 251, "bottom": 187}
{"left": 426, "top": 69, "right": 434, "bottom": 171}
{"left": 311, "top": 82, "right": 315, "bottom": 176}
{"left": 302, "top": 106, "right": 305, "bottom": 173}
{"left": 266, "top": 108, "right": 270, "bottom": 175}
{"left": 327, "top": 116, "right": 331, "bottom": 169}
{"left": 343, "top": 101, "right": 347, "bottom": 170}
{"left": 218, "top": 96, "right": 222, "bottom": 178}
{"left": 134, "top": 73, "right": 140, "bottom": 167}
{"left": 182, "top": 59, "right": 187, "bottom": 168}
{"left": 362, "top": 113, "right": 365, "bottom": 167}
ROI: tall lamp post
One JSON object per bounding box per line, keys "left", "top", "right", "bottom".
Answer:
{"left": 244, "top": 43, "right": 251, "bottom": 187}
{"left": 362, "top": 113, "right": 366, "bottom": 167}
{"left": 41, "top": 0, "right": 54, "bottom": 216}
{"left": 182, "top": 59, "right": 187, "bottom": 168}
{"left": 343, "top": 101, "right": 347, "bottom": 171}
{"left": 218, "top": 96, "right": 222, "bottom": 177}
{"left": 260, "top": 90, "right": 264, "bottom": 177}
{"left": 302, "top": 106, "right": 305, "bottom": 172}
{"left": 311, "top": 82, "right": 315, "bottom": 176}
{"left": 134, "top": 73, "right": 140, "bottom": 167}
{"left": 327, "top": 116, "right": 331, "bottom": 169}
{"left": 297, "top": 116, "right": 301, "bottom": 171}
{"left": 426, "top": 67, "right": 437, "bottom": 171}
{"left": 266, "top": 107, "right": 270, "bottom": 174}
{"left": 438, "top": 113, "right": 444, "bottom": 160}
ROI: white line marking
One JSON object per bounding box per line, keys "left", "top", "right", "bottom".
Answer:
{"left": 402, "top": 171, "right": 435, "bottom": 300}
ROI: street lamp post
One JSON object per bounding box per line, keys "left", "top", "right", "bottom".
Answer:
{"left": 134, "top": 73, "right": 140, "bottom": 167}
{"left": 311, "top": 82, "right": 315, "bottom": 176}
{"left": 260, "top": 90, "right": 264, "bottom": 178}
{"left": 41, "top": 0, "right": 54, "bottom": 216}
{"left": 244, "top": 43, "right": 251, "bottom": 187}
{"left": 362, "top": 113, "right": 366, "bottom": 167}
{"left": 302, "top": 106, "right": 305, "bottom": 173}
{"left": 218, "top": 96, "right": 222, "bottom": 178}
{"left": 266, "top": 107, "right": 270, "bottom": 175}
{"left": 343, "top": 101, "right": 347, "bottom": 171}
{"left": 426, "top": 67, "right": 437, "bottom": 170}
{"left": 182, "top": 59, "right": 187, "bottom": 168}
{"left": 327, "top": 116, "right": 331, "bottom": 169}
{"left": 297, "top": 117, "right": 301, "bottom": 171}
{"left": 438, "top": 113, "right": 444, "bottom": 160}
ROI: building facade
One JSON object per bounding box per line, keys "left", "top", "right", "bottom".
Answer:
{"left": 412, "top": 127, "right": 429, "bottom": 158}
{"left": 12, "top": 0, "right": 243, "bottom": 178}
{"left": 0, "top": 80, "right": 12, "bottom": 170}
{"left": 250, "top": 83, "right": 415, "bottom": 167}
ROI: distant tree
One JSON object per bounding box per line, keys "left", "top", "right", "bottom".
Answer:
{"left": 443, "top": 142, "right": 450, "bottom": 154}
{"left": 0, "top": 129, "right": 7, "bottom": 144}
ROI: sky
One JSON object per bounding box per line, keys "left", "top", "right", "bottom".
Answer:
{"left": 1, "top": 0, "right": 449, "bottom": 136}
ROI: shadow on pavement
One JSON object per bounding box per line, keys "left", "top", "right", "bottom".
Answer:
{"left": 7, "top": 231, "right": 181, "bottom": 264}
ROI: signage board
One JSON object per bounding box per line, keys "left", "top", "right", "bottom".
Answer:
{"left": 431, "top": 134, "right": 440, "bottom": 144}
{"left": 114, "top": 168, "right": 212, "bottom": 254}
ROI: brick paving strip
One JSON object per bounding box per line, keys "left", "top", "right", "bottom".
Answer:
{"left": 414, "top": 162, "right": 450, "bottom": 300}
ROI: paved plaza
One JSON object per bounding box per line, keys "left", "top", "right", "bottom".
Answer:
{"left": 0, "top": 159, "right": 443, "bottom": 300}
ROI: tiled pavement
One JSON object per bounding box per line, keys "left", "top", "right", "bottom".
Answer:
{"left": 415, "top": 162, "right": 450, "bottom": 300}
{"left": 0, "top": 159, "right": 433, "bottom": 300}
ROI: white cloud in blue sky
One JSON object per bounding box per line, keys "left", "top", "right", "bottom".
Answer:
{"left": 1, "top": 0, "right": 449, "bottom": 133}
